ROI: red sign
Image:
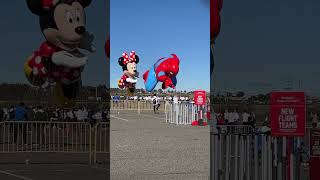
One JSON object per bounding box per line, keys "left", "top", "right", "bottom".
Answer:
{"left": 310, "top": 157, "right": 320, "bottom": 180}
{"left": 310, "top": 129, "right": 320, "bottom": 180}
{"left": 310, "top": 129, "right": 320, "bottom": 157}
{"left": 194, "top": 90, "right": 206, "bottom": 105}
{"left": 270, "top": 92, "right": 306, "bottom": 137}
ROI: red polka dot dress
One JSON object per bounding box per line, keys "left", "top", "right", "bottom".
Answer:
{"left": 27, "top": 41, "right": 83, "bottom": 85}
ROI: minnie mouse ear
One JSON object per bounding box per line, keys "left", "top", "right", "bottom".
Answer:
{"left": 118, "top": 57, "right": 125, "bottom": 66}
{"left": 26, "top": 0, "right": 56, "bottom": 15}
{"left": 77, "top": 0, "right": 92, "bottom": 7}
{"left": 135, "top": 55, "right": 139, "bottom": 64}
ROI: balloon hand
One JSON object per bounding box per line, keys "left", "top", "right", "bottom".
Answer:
{"left": 163, "top": 78, "right": 175, "bottom": 89}
{"left": 79, "top": 31, "right": 96, "bottom": 52}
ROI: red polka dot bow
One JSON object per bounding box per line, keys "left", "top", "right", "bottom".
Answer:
{"left": 42, "top": 0, "right": 79, "bottom": 9}
{"left": 42, "top": 0, "right": 59, "bottom": 9}
{"left": 121, "top": 51, "right": 137, "bottom": 65}
{"left": 129, "top": 51, "right": 136, "bottom": 61}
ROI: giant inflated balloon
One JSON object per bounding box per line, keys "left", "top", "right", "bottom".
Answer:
{"left": 105, "top": 37, "right": 110, "bottom": 59}
{"left": 117, "top": 51, "right": 140, "bottom": 95}
{"left": 143, "top": 54, "right": 180, "bottom": 92}
{"left": 211, "top": 0, "right": 223, "bottom": 42}
{"left": 211, "top": 0, "right": 223, "bottom": 75}
{"left": 24, "top": 0, "right": 95, "bottom": 106}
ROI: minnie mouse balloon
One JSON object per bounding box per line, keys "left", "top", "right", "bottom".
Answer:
{"left": 117, "top": 51, "right": 140, "bottom": 96}
{"left": 24, "top": 0, "right": 95, "bottom": 106}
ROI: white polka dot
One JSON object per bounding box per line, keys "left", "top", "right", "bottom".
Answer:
{"left": 35, "top": 56, "right": 42, "bottom": 64}
{"left": 33, "top": 68, "right": 38, "bottom": 75}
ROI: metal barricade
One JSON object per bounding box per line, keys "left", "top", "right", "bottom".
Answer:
{"left": 165, "top": 102, "right": 196, "bottom": 125}
{"left": 211, "top": 125, "right": 311, "bottom": 180}
{"left": 110, "top": 100, "right": 165, "bottom": 112}
{"left": 94, "top": 122, "right": 110, "bottom": 163}
{"left": 0, "top": 121, "right": 109, "bottom": 164}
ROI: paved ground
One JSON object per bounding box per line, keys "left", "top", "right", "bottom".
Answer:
{"left": 0, "top": 110, "right": 209, "bottom": 180}
{"left": 110, "top": 110, "right": 210, "bottom": 180}
{"left": 0, "top": 164, "right": 108, "bottom": 180}
{"left": 0, "top": 122, "right": 109, "bottom": 180}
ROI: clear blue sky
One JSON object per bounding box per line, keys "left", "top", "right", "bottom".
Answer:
{"left": 213, "top": 0, "right": 320, "bottom": 96}
{"left": 0, "top": 1, "right": 109, "bottom": 86}
{"left": 110, "top": 0, "right": 210, "bottom": 92}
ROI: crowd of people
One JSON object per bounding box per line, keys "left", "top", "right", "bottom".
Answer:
{"left": 0, "top": 103, "right": 109, "bottom": 123}
{"left": 213, "top": 109, "right": 257, "bottom": 127}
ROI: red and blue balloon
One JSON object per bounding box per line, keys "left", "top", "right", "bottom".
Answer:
{"left": 143, "top": 54, "right": 180, "bottom": 92}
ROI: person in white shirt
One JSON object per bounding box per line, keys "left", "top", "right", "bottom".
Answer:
{"left": 227, "top": 110, "right": 235, "bottom": 124}
{"left": 234, "top": 110, "right": 239, "bottom": 121}
{"left": 74, "top": 108, "right": 82, "bottom": 122}
{"left": 51, "top": 110, "right": 59, "bottom": 121}
{"left": 224, "top": 109, "right": 229, "bottom": 123}
{"left": 82, "top": 107, "right": 89, "bottom": 121}
{"left": 173, "top": 95, "right": 179, "bottom": 119}
{"left": 311, "top": 111, "right": 318, "bottom": 128}
{"left": 229, "top": 110, "right": 239, "bottom": 124}
{"left": 242, "top": 110, "right": 250, "bottom": 125}
{"left": 65, "top": 109, "right": 74, "bottom": 122}
{"left": 92, "top": 110, "right": 102, "bottom": 120}
{"left": 173, "top": 95, "right": 178, "bottom": 104}
{"left": 152, "top": 94, "right": 160, "bottom": 113}
{"left": 2, "top": 107, "right": 8, "bottom": 121}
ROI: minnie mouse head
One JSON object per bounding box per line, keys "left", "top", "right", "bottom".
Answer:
{"left": 26, "top": 0, "right": 92, "bottom": 52}
{"left": 118, "top": 51, "right": 139, "bottom": 77}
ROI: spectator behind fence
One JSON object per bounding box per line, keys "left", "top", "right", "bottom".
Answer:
{"left": 35, "top": 106, "right": 47, "bottom": 121}
{"left": 228, "top": 110, "right": 239, "bottom": 125}
{"left": 0, "top": 108, "right": 4, "bottom": 121}
{"left": 3, "top": 107, "right": 9, "bottom": 121}
{"left": 102, "top": 108, "right": 108, "bottom": 122}
{"left": 9, "top": 106, "right": 15, "bottom": 120}
{"left": 216, "top": 113, "right": 225, "bottom": 125}
{"left": 14, "top": 103, "right": 27, "bottom": 144}
{"left": 34, "top": 106, "right": 46, "bottom": 145}
{"left": 50, "top": 109, "right": 60, "bottom": 121}
{"left": 224, "top": 109, "right": 230, "bottom": 124}
{"left": 311, "top": 111, "right": 318, "bottom": 128}
{"left": 242, "top": 110, "right": 250, "bottom": 125}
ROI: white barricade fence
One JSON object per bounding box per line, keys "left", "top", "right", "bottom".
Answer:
{"left": 165, "top": 102, "right": 197, "bottom": 125}
{"left": 94, "top": 122, "right": 110, "bottom": 163}
{"left": 0, "top": 121, "right": 109, "bottom": 164}
{"left": 211, "top": 125, "right": 311, "bottom": 180}
{"left": 110, "top": 100, "right": 165, "bottom": 112}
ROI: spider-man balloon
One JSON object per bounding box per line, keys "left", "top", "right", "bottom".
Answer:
{"left": 143, "top": 54, "right": 180, "bottom": 92}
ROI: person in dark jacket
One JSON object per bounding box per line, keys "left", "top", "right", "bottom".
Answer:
{"left": 14, "top": 103, "right": 27, "bottom": 145}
